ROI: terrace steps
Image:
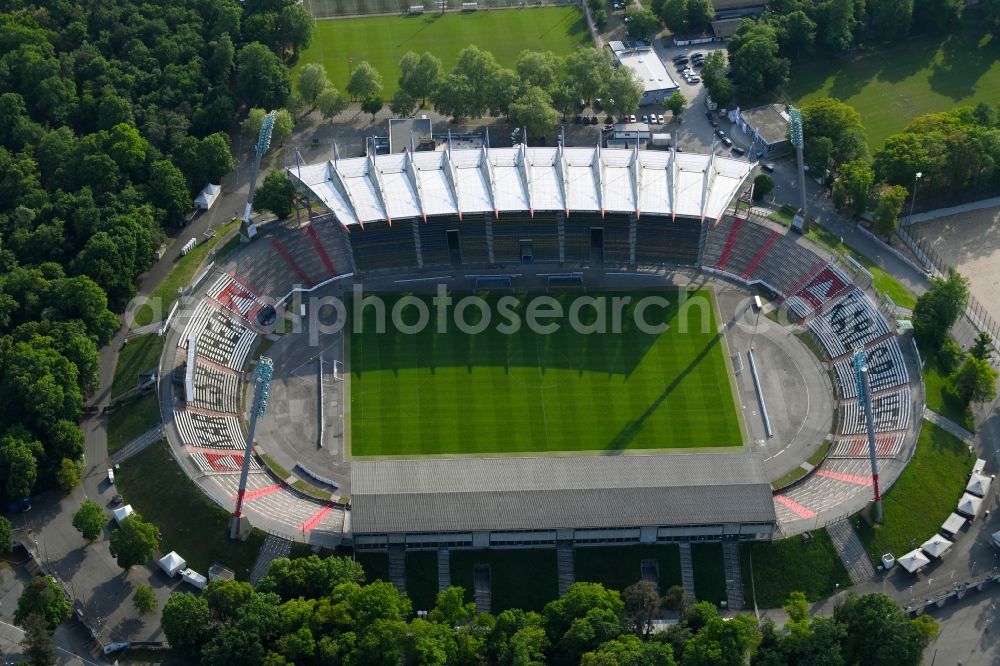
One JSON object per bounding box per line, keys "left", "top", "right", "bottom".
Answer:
{"left": 722, "top": 542, "right": 744, "bottom": 611}
{"left": 389, "top": 545, "right": 407, "bottom": 594}
{"left": 473, "top": 564, "right": 492, "bottom": 615}
{"left": 249, "top": 534, "right": 292, "bottom": 586}
{"left": 412, "top": 218, "right": 424, "bottom": 269}
{"left": 827, "top": 518, "right": 876, "bottom": 584}
{"left": 679, "top": 542, "right": 696, "bottom": 601}
{"left": 438, "top": 548, "right": 451, "bottom": 592}
{"left": 557, "top": 541, "right": 575, "bottom": 596}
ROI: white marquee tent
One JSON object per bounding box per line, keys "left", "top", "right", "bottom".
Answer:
{"left": 159, "top": 551, "right": 186, "bottom": 577}
{"left": 898, "top": 549, "right": 930, "bottom": 574}
{"left": 957, "top": 492, "right": 983, "bottom": 519}
{"left": 920, "top": 533, "right": 953, "bottom": 559}
{"left": 194, "top": 183, "right": 221, "bottom": 210}
{"left": 966, "top": 473, "right": 992, "bottom": 498}
{"left": 112, "top": 504, "right": 134, "bottom": 525}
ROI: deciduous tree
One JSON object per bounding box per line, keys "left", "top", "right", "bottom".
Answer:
{"left": 134, "top": 584, "right": 158, "bottom": 614}
{"left": 347, "top": 61, "right": 383, "bottom": 102}
{"left": 949, "top": 355, "right": 998, "bottom": 406}
{"left": 253, "top": 171, "right": 296, "bottom": 219}
{"left": 237, "top": 43, "right": 292, "bottom": 109}
{"left": 298, "top": 63, "right": 331, "bottom": 109}
{"left": 109, "top": 514, "right": 159, "bottom": 571}
{"left": 316, "top": 87, "right": 348, "bottom": 122}
{"left": 14, "top": 576, "right": 71, "bottom": 630}
{"left": 913, "top": 269, "right": 969, "bottom": 351}
{"left": 509, "top": 87, "right": 560, "bottom": 139}
{"left": 162, "top": 592, "right": 213, "bottom": 660}
{"left": 873, "top": 184, "right": 908, "bottom": 238}
{"left": 56, "top": 458, "right": 82, "bottom": 493}
{"left": 72, "top": 500, "right": 107, "bottom": 541}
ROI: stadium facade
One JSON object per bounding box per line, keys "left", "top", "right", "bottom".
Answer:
{"left": 288, "top": 145, "right": 778, "bottom": 551}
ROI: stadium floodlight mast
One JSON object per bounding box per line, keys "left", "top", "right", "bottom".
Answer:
{"left": 240, "top": 110, "right": 277, "bottom": 242}
{"left": 907, "top": 171, "right": 923, "bottom": 225}
{"left": 788, "top": 106, "right": 808, "bottom": 217}
{"left": 231, "top": 356, "right": 274, "bottom": 539}
{"left": 852, "top": 348, "right": 883, "bottom": 523}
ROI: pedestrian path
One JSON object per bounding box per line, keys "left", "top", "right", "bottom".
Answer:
{"left": 249, "top": 533, "right": 292, "bottom": 585}
{"left": 923, "top": 408, "right": 975, "bottom": 444}
{"left": 723, "top": 542, "right": 744, "bottom": 611}
{"left": 109, "top": 425, "right": 164, "bottom": 465}
{"left": 557, "top": 541, "right": 575, "bottom": 596}
{"left": 437, "top": 548, "right": 451, "bottom": 592}
{"left": 826, "top": 518, "right": 876, "bottom": 585}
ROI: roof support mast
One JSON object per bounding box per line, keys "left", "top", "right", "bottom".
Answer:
{"left": 853, "top": 349, "right": 883, "bottom": 524}
{"left": 231, "top": 357, "right": 274, "bottom": 539}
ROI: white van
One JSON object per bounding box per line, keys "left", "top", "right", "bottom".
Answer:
{"left": 107, "top": 468, "right": 115, "bottom": 485}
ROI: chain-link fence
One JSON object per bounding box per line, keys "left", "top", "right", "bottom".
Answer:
{"left": 306, "top": 0, "right": 579, "bottom": 20}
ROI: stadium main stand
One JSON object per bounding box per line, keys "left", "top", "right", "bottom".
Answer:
{"left": 420, "top": 215, "right": 490, "bottom": 266}
{"left": 493, "top": 213, "right": 559, "bottom": 264}
{"left": 349, "top": 219, "right": 419, "bottom": 272}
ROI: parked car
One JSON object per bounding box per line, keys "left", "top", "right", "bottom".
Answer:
{"left": 721, "top": 136, "right": 733, "bottom": 147}
{"left": 690, "top": 52, "right": 703, "bottom": 59}
{"left": 641, "top": 114, "right": 649, "bottom": 123}
{"left": 590, "top": 115, "right": 599, "bottom": 124}
{"left": 715, "top": 128, "right": 727, "bottom": 139}
{"left": 761, "top": 162, "right": 776, "bottom": 173}
{"left": 731, "top": 146, "right": 746, "bottom": 156}
{"left": 688, "top": 76, "right": 701, "bottom": 83}
{"left": 657, "top": 114, "right": 665, "bottom": 123}
{"left": 575, "top": 114, "right": 583, "bottom": 124}
{"left": 628, "top": 114, "right": 637, "bottom": 123}
{"left": 710, "top": 118, "right": 719, "bottom": 127}
{"left": 673, "top": 55, "right": 689, "bottom": 63}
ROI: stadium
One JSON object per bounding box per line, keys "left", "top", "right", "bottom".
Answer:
{"left": 159, "top": 143, "right": 922, "bottom": 605}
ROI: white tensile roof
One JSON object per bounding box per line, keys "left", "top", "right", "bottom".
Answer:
{"left": 112, "top": 504, "right": 133, "bottom": 524}
{"left": 957, "top": 492, "right": 983, "bottom": 518}
{"left": 941, "top": 512, "right": 967, "bottom": 535}
{"left": 289, "top": 145, "right": 753, "bottom": 225}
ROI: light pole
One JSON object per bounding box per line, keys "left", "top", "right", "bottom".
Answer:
{"left": 907, "top": 171, "right": 923, "bottom": 225}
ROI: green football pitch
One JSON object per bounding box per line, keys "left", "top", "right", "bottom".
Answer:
{"left": 294, "top": 7, "right": 590, "bottom": 98}
{"left": 347, "top": 290, "right": 745, "bottom": 457}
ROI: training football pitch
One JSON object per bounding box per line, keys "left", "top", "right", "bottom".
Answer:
{"left": 347, "top": 289, "right": 745, "bottom": 457}
{"left": 294, "top": 7, "right": 590, "bottom": 98}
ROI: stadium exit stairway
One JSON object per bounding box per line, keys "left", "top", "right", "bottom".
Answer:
{"left": 723, "top": 542, "right": 745, "bottom": 611}
{"left": 679, "top": 542, "right": 696, "bottom": 601}
{"left": 556, "top": 541, "right": 575, "bottom": 596}
{"left": 389, "top": 545, "right": 406, "bottom": 594}
{"left": 437, "top": 548, "right": 451, "bottom": 592}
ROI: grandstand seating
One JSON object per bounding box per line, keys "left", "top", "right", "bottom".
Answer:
{"left": 563, "top": 216, "right": 592, "bottom": 263}
{"left": 189, "top": 450, "right": 262, "bottom": 474}
{"left": 213, "top": 473, "right": 346, "bottom": 537}
{"left": 190, "top": 365, "right": 241, "bottom": 414}
{"left": 635, "top": 216, "right": 702, "bottom": 266}
{"left": 308, "top": 217, "right": 353, "bottom": 274}
{"left": 714, "top": 221, "right": 774, "bottom": 278}
{"left": 785, "top": 264, "right": 853, "bottom": 319}
{"left": 492, "top": 213, "right": 559, "bottom": 264}
{"left": 808, "top": 289, "right": 891, "bottom": 358}
{"left": 174, "top": 409, "right": 245, "bottom": 449}
{"left": 208, "top": 274, "right": 268, "bottom": 321}
{"left": 748, "top": 237, "right": 820, "bottom": 295}
{"left": 829, "top": 433, "right": 904, "bottom": 459}
{"left": 349, "top": 219, "right": 419, "bottom": 272}
{"left": 831, "top": 338, "right": 909, "bottom": 399}
{"left": 838, "top": 388, "right": 910, "bottom": 434}
{"left": 701, "top": 216, "right": 737, "bottom": 267}
{"left": 180, "top": 300, "right": 256, "bottom": 371}
{"left": 562, "top": 213, "right": 631, "bottom": 264}
{"left": 420, "top": 215, "right": 489, "bottom": 266}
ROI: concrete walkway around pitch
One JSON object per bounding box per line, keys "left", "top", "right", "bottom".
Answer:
{"left": 923, "top": 408, "right": 975, "bottom": 445}
{"left": 903, "top": 196, "right": 1000, "bottom": 226}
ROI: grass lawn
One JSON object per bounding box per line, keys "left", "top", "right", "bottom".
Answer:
{"left": 107, "top": 392, "right": 161, "bottom": 454}
{"left": 805, "top": 224, "right": 918, "bottom": 310}
{"left": 112, "top": 334, "right": 165, "bottom": 398}
{"left": 855, "top": 421, "right": 974, "bottom": 560}
{"left": 920, "top": 343, "right": 975, "bottom": 431}
{"left": 115, "top": 440, "right": 265, "bottom": 578}
{"left": 406, "top": 550, "right": 441, "bottom": 611}
{"left": 355, "top": 552, "right": 391, "bottom": 583}
{"left": 691, "top": 543, "right": 727, "bottom": 606}
{"left": 574, "top": 545, "right": 682, "bottom": 595}
{"left": 451, "top": 548, "right": 559, "bottom": 612}
{"left": 740, "top": 531, "right": 852, "bottom": 609}
{"left": 787, "top": 23, "right": 1000, "bottom": 147}
{"left": 295, "top": 8, "right": 590, "bottom": 98}
{"left": 132, "top": 219, "right": 240, "bottom": 328}
{"left": 350, "top": 290, "right": 744, "bottom": 456}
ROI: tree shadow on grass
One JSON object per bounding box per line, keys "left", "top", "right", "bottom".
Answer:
{"left": 927, "top": 27, "right": 1000, "bottom": 101}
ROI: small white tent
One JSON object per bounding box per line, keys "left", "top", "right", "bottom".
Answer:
{"left": 941, "top": 512, "right": 967, "bottom": 537}
{"left": 957, "top": 493, "right": 983, "bottom": 519}
{"left": 181, "top": 568, "right": 208, "bottom": 590}
{"left": 920, "top": 533, "right": 953, "bottom": 559}
{"left": 966, "top": 473, "right": 992, "bottom": 498}
{"left": 194, "top": 183, "right": 221, "bottom": 210}
{"left": 159, "top": 551, "right": 187, "bottom": 577}
{"left": 112, "top": 504, "right": 134, "bottom": 525}
{"left": 898, "top": 549, "right": 930, "bottom": 573}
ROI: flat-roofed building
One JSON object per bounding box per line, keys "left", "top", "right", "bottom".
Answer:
{"left": 736, "top": 104, "right": 792, "bottom": 157}
{"left": 607, "top": 41, "right": 679, "bottom": 106}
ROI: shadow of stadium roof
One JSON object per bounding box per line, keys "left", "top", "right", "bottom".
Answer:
{"left": 351, "top": 453, "right": 775, "bottom": 534}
